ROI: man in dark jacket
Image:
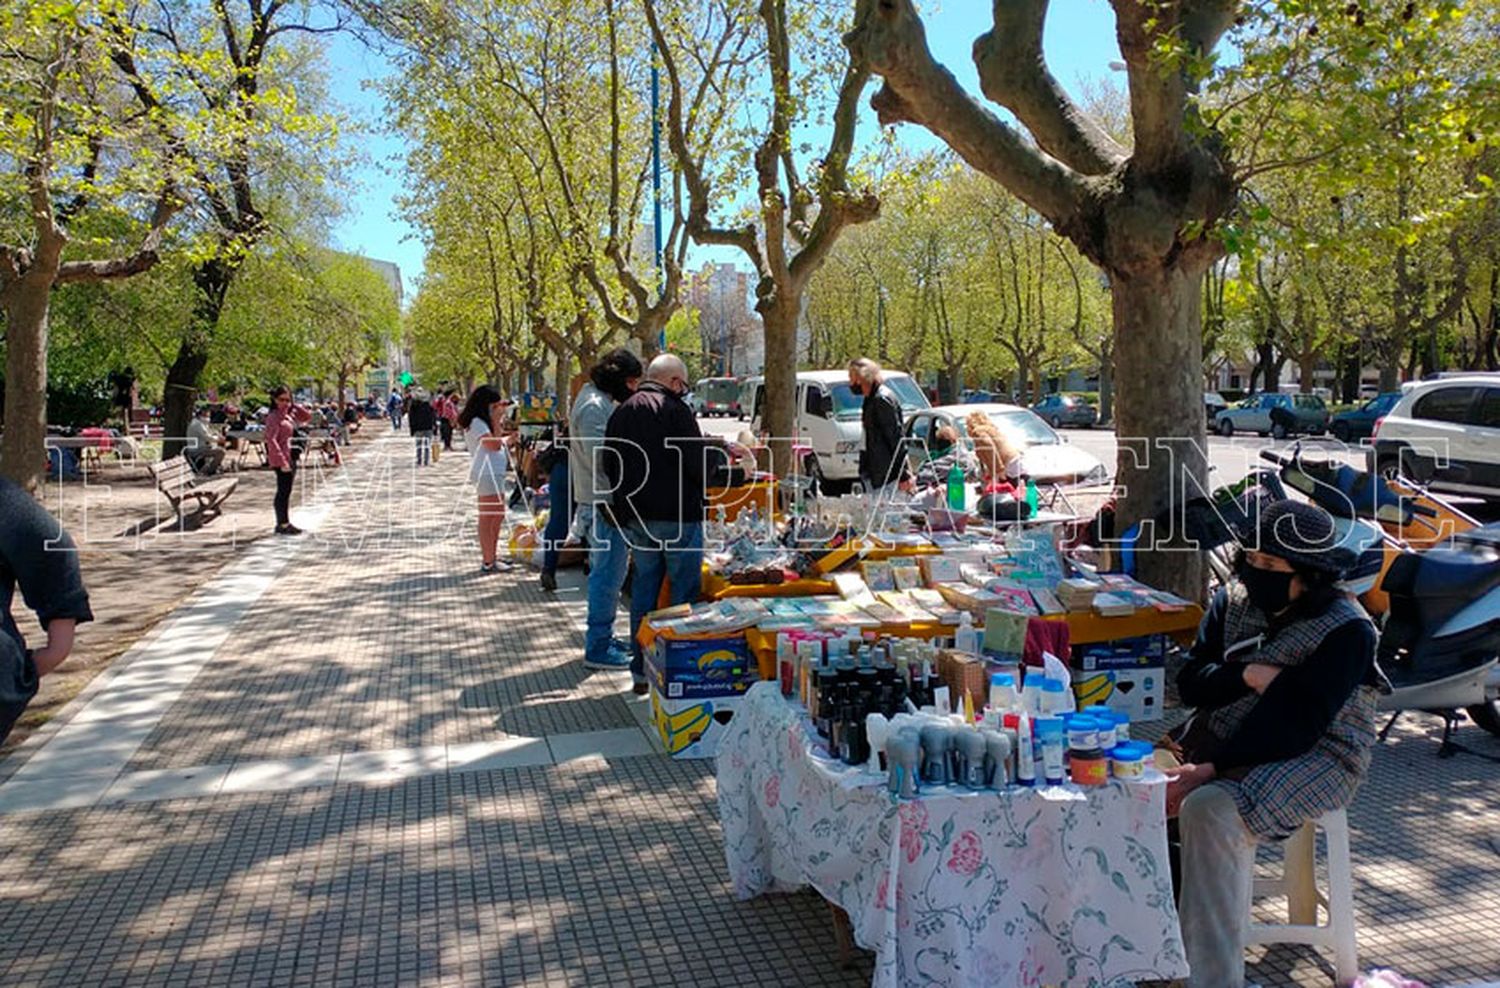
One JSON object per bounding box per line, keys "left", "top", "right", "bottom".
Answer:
{"left": 602, "top": 354, "right": 708, "bottom": 693}
{"left": 407, "top": 389, "right": 436, "bottom": 467}
{"left": 1, "top": 477, "right": 93, "bottom": 743}
{"left": 848, "top": 357, "right": 909, "bottom": 492}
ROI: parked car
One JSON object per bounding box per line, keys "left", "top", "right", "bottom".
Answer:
{"left": 1213, "top": 392, "right": 1329, "bottom": 438}
{"left": 961, "top": 389, "right": 1001, "bottom": 404}
{"left": 1204, "top": 392, "right": 1228, "bottom": 422}
{"left": 1329, "top": 392, "right": 1401, "bottom": 442}
{"left": 902, "top": 404, "right": 1108, "bottom": 486}
{"left": 743, "top": 369, "right": 931, "bottom": 488}
{"left": 693, "top": 377, "right": 741, "bottom": 417}
{"left": 1031, "top": 394, "right": 1097, "bottom": 429}
{"left": 1370, "top": 376, "right": 1500, "bottom": 500}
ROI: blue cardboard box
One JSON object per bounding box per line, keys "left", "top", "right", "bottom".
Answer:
{"left": 1071, "top": 634, "right": 1168, "bottom": 672}
{"left": 645, "top": 634, "right": 759, "bottom": 700}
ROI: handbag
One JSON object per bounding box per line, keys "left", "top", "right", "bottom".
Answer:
{"left": 0, "top": 637, "right": 38, "bottom": 745}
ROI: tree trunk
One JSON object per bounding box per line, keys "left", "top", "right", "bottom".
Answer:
{"left": 0, "top": 277, "right": 52, "bottom": 493}
{"left": 162, "top": 260, "right": 233, "bottom": 459}
{"left": 160, "top": 342, "right": 210, "bottom": 460}
{"left": 1298, "top": 353, "right": 1317, "bottom": 395}
{"left": 1109, "top": 267, "right": 1208, "bottom": 601}
{"left": 553, "top": 355, "right": 569, "bottom": 406}
{"left": 760, "top": 301, "right": 799, "bottom": 476}
{"left": 1014, "top": 356, "right": 1030, "bottom": 401}
{"left": 1096, "top": 351, "right": 1114, "bottom": 425}
{"left": 1338, "top": 343, "right": 1360, "bottom": 404}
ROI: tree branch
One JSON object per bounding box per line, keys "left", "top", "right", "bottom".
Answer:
{"left": 974, "top": 0, "right": 1126, "bottom": 176}
{"left": 55, "top": 184, "right": 182, "bottom": 286}
{"left": 845, "top": 0, "right": 1087, "bottom": 227}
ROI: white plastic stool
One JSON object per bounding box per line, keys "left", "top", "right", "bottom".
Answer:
{"left": 1245, "top": 808, "right": 1359, "bottom": 984}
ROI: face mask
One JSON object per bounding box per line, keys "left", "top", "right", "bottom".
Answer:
{"left": 1239, "top": 561, "right": 1296, "bottom": 614}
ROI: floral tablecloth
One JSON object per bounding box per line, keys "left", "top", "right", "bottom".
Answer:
{"left": 716, "top": 682, "right": 1189, "bottom": 988}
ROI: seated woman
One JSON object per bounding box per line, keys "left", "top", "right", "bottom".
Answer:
{"left": 1166, "top": 499, "right": 1379, "bottom": 988}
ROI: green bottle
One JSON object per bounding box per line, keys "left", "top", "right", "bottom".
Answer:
{"left": 1024, "top": 478, "right": 1040, "bottom": 514}
{"left": 947, "top": 462, "right": 965, "bottom": 510}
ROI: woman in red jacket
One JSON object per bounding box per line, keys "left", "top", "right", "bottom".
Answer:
{"left": 265, "top": 386, "right": 312, "bottom": 535}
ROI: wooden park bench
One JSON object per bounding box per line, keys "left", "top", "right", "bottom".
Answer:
{"left": 148, "top": 455, "right": 239, "bottom": 522}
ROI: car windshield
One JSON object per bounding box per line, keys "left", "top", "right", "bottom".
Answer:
{"left": 954, "top": 410, "right": 1060, "bottom": 447}
{"left": 830, "top": 375, "right": 929, "bottom": 419}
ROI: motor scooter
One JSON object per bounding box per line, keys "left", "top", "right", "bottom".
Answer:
{"left": 1254, "top": 447, "right": 1500, "bottom": 753}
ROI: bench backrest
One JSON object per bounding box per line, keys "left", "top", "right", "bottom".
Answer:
{"left": 150, "top": 456, "right": 196, "bottom": 491}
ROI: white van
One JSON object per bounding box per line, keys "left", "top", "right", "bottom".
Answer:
{"left": 743, "top": 369, "right": 930, "bottom": 485}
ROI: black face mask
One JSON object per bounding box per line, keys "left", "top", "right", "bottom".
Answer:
{"left": 1239, "top": 561, "right": 1296, "bottom": 614}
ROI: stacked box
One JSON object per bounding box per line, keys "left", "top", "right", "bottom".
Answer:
{"left": 1072, "top": 667, "right": 1165, "bottom": 722}
{"left": 644, "top": 634, "right": 760, "bottom": 700}
{"left": 649, "top": 686, "right": 745, "bottom": 759}
{"left": 1071, "top": 634, "right": 1168, "bottom": 672}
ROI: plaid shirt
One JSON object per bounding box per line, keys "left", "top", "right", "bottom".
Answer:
{"left": 1206, "top": 583, "right": 1378, "bottom": 839}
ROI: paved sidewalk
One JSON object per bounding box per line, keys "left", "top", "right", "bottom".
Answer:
{"left": 1, "top": 431, "right": 1498, "bottom": 987}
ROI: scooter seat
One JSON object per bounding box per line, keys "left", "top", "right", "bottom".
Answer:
{"left": 1383, "top": 546, "right": 1500, "bottom": 603}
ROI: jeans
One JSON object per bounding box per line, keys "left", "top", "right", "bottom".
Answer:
{"left": 541, "top": 458, "right": 572, "bottom": 576}
{"left": 389, "top": 410, "right": 401, "bottom": 431}
{"left": 624, "top": 519, "right": 704, "bottom": 679}
{"left": 1179, "top": 783, "right": 1257, "bottom": 988}
{"left": 584, "top": 510, "right": 631, "bottom": 664}
{"left": 439, "top": 419, "right": 454, "bottom": 450}
{"left": 414, "top": 430, "right": 432, "bottom": 466}
{"left": 273, "top": 467, "right": 295, "bottom": 526}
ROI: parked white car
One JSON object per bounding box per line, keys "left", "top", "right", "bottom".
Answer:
{"left": 1370, "top": 374, "right": 1500, "bottom": 500}
{"left": 902, "top": 403, "right": 1109, "bottom": 486}
{"left": 743, "top": 369, "right": 931, "bottom": 486}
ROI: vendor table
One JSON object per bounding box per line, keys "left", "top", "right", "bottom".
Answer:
{"left": 717, "top": 682, "right": 1189, "bottom": 988}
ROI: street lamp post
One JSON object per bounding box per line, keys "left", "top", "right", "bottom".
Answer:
{"left": 651, "top": 43, "right": 665, "bottom": 352}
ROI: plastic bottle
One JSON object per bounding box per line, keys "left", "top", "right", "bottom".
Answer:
{"left": 1041, "top": 677, "right": 1067, "bottom": 715}
{"left": 955, "top": 612, "right": 980, "bottom": 656}
{"left": 1036, "top": 715, "right": 1066, "bottom": 785}
{"left": 958, "top": 729, "right": 988, "bottom": 789}
{"left": 1020, "top": 671, "right": 1045, "bottom": 716}
{"left": 1016, "top": 712, "right": 1036, "bottom": 786}
{"left": 987, "top": 672, "right": 1018, "bottom": 716}
{"left": 1025, "top": 478, "right": 1040, "bottom": 514}
{"left": 947, "top": 461, "right": 965, "bottom": 510}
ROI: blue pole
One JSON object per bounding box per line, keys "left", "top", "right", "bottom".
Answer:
{"left": 652, "top": 42, "right": 665, "bottom": 352}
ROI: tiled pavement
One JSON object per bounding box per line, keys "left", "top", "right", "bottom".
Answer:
{"left": 1, "top": 431, "right": 1498, "bottom": 986}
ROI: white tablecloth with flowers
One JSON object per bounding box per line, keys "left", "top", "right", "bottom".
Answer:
{"left": 716, "top": 682, "right": 1189, "bottom": 988}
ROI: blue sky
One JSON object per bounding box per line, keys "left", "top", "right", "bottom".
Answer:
{"left": 326, "top": 0, "right": 1122, "bottom": 302}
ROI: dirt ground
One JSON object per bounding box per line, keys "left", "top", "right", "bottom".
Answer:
{"left": 3, "top": 424, "right": 385, "bottom": 756}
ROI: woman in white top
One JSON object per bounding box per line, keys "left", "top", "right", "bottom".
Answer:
{"left": 458, "top": 386, "right": 516, "bottom": 573}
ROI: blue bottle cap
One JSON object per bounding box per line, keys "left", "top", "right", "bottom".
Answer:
{"left": 990, "top": 672, "right": 1016, "bottom": 687}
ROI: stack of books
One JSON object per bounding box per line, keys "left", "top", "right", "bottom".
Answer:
{"left": 1057, "top": 577, "right": 1101, "bottom": 611}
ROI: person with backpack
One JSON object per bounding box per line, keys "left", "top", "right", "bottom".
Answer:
{"left": 408, "top": 388, "right": 436, "bottom": 467}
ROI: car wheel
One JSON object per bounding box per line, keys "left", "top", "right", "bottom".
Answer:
{"left": 1271, "top": 423, "right": 1288, "bottom": 440}
{"left": 1050, "top": 415, "right": 1062, "bottom": 428}
{"left": 1468, "top": 701, "right": 1500, "bottom": 737}
{"left": 1331, "top": 422, "right": 1351, "bottom": 443}
{"left": 1375, "top": 454, "right": 1401, "bottom": 481}
{"left": 1217, "top": 419, "right": 1234, "bottom": 437}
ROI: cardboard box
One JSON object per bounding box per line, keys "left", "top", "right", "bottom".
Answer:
{"left": 1072, "top": 634, "right": 1169, "bottom": 672}
{"left": 645, "top": 634, "right": 760, "bottom": 700}
{"left": 1072, "top": 666, "right": 1165, "bottom": 723}
{"left": 649, "top": 686, "right": 744, "bottom": 758}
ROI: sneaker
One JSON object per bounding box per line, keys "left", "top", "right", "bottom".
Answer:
{"left": 276, "top": 524, "right": 303, "bottom": 536}
{"left": 631, "top": 677, "right": 650, "bottom": 696}
{"left": 583, "top": 649, "right": 632, "bottom": 671}
{"left": 480, "top": 561, "right": 497, "bottom": 573}
{"left": 539, "top": 571, "right": 557, "bottom": 592}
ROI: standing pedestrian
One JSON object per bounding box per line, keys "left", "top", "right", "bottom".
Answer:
{"left": 408, "top": 388, "right": 436, "bottom": 467}
{"left": 459, "top": 386, "right": 514, "bottom": 573}
{"left": 571, "top": 348, "right": 643, "bottom": 670}
{"left": 538, "top": 425, "right": 572, "bottom": 593}
{"left": 1, "top": 477, "right": 94, "bottom": 744}
{"left": 437, "top": 390, "right": 458, "bottom": 451}
{"left": 603, "top": 354, "right": 708, "bottom": 694}
{"left": 848, "top": 357, "right": 910, "bottom": 493}
{"left": 386, "top": 388, "right": 403, "bottom": 431}
{"left": 265, "top": 386, "right": 312, "bottom": 535}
